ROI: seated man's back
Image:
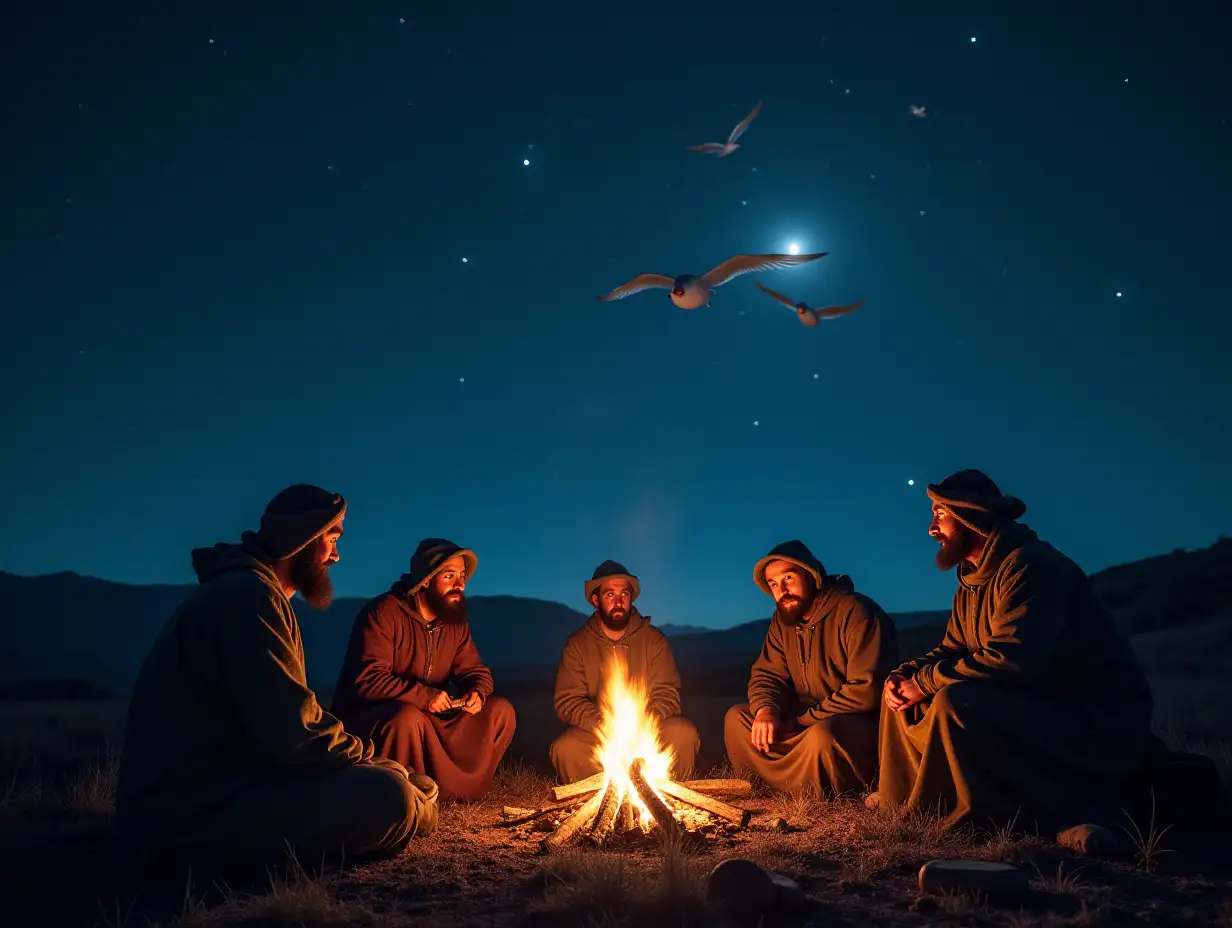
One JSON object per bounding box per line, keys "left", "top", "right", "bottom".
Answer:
{"left": 116, "top": 485, "right": 437, "bottom": 863}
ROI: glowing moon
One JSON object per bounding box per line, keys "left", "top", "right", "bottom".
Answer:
{"left": 787, "top": 242, "right": 800, "bottom": 255}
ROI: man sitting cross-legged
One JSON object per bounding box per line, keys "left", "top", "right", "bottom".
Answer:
{"left": 870, "top": 469, "right": 1155, "bottom": 833}
{"left": 550, "top": 560, "right": 700, "bottom": 783}
{"left": 725, "top": 540, "right": 899, "bottom": 797}
{"left": 332, "top": 538, "right": 517, "bottom": 801}
{"left": 116, "top": 485, "right": 438, "bottom": 866}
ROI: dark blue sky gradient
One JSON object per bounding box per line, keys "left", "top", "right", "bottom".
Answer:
{"left": 3, "top": 3, "right": 1229, "bottom": 628}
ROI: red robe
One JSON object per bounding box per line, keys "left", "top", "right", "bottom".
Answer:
{"left": 332, "top": 587, "right": 515, "bottom": 800}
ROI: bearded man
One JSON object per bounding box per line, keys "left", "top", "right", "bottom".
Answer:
{"left": 116, "top": 485, "right": 438, "bottom": 866}
{"left": 871, "top": 469, "right": 1155, "bottom": 832}
{"left": 724, "top": 540, "right": 899, "bottom": 796}
{"left": 550, "top": 560, "right": 700, "bottom": 783}
{"left": 332, "top": 538, "right": 516, "bottom": 800}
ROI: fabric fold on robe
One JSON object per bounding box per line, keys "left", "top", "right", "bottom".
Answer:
{"left": 725, "top": 574, "right": 898, "bottom": 795}
{"left": 332, "top": 581, "right": 515, "bottom": 800}
{"left": 877, "top": 520, "right": 1154, "bottom": 830}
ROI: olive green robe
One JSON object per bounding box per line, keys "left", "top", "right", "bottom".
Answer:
{"left": 116, "top": 542, "right": 437, "bottom": 862}
{"left": 724, "top": 575, "right": 899, "bottom": 795}
{"left": 876, "top": 520, "right": 1154, "bottom": 830}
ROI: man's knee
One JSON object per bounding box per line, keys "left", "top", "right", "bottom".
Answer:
{"left": 550, "top": 727, "right": 595, "bottom": 763}
{"left": 347, "top": 763, "right": 439, "bottom": 855}
{"left": 661, "top": 715, "right": 699, "bottom": 749}
{"left": 930, "top": 681, "right": 989, "bottom": 719}
{"left": 388, "top": 703, "right": 432, "bottom": 733}
{"left": 484, "top": 695, "right": 516, "bottom": 727}
{"left": 724, "top": 703, "right": 753, "bottom": 738}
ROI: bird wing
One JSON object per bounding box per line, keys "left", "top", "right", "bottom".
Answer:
{"left": 597, "top": 273, "right": 675, "bottom": 302}
{"left": 727, "top": 99, "right": 763, "bottom": 144}
{"left": 755, "top": 281, "right": 798, "bottom": 309}
{"left": 813, "top": 300, "right": 865, "bottom": 319}
{"left": 700, "top": 252, "right": 828, "bottom": 288}
{"left": 686, "top": 142, "right": 726, "bottom": 153}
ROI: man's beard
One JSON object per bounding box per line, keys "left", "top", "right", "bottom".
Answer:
{"left": 288, "top": 544, "right": 334, "bottom": 610}
{"left": 776, "top": 579, "right": 818, "bottom": 625}
{"left": 598, "top": 603, "right": 631, "bottom": 633}
{"left": 424, "top": 584, "right": 468, "bottom": 624}
{"left": 935, "top": 524, "right": 979, "bottom": 571}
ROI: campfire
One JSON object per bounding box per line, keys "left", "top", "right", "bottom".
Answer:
{"left": 502, "top": 653, "right": 751, "bottom": 851}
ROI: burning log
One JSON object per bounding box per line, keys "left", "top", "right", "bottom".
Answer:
{"left": 552, "top": 772, "right": 606, "bottom": 803}
{"left": 551, "top": 775, "right": 752, "bottom": 803}
{"left": 588, "top": 778, "right": 622, "bottom": 842}
{"left": 628, "top": 757, "right": 681, "bottom": 843}
{"left": 679, "top": 778, "right": 753, "bottom": 799}
{"left": 657, "top": 779, "right": 751, "bottom": 827}
{"left": 541, "top": 789, "right": 606, "bottom": 852}
{"left": 619, "top": 794, "right": 636, "bottom": 832}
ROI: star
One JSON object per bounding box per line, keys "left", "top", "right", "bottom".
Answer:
{"left": 970, "top": 36, "right": 977, "bottom": 43}
{"left": 208, "top": 38, "right": 214, "bottom": 44}
{"left": 908, "top": 479, "right": 915, "bottom": 486}
{"left": 399, "top": 17, "right": 405, "bottom": 24}
{"left": 741, "top": 200, "right": 747, "bottom": 206}
{"left": 461, "top": 257, "right": 468, "bottom": 263}
{"left": 753, "top": 420, "right": 760, "bottom": 427}
{"left": 1116, "top": 291, "right": 1122, "bottom": 297}
{"left": 523, "top": 158, "right": 530, "bottom": 166}
{"left": 813, "top": 374, "right": 819, "bottom": 379}
{"left": 919, "top": 209, "right": 926, "bottom": 216}
{"left": 459, "top": 377, "right": 465, "bottom": 383}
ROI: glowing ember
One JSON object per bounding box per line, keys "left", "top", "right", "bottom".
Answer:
{"left": 594, "top": 651, "right": 674, "bottom": 830}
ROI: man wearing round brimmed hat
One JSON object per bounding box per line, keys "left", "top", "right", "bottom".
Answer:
{"left": 871, "top": 469, "right": 1155, "bottom": 834}
{"left": 724, "top": 540, "right": 899, "bottom": 797}
{"left": 116, "top": 484, "right": 438, "bottom": 866}
{"left": 550, "top": 560, "right": 700, "bottom": 783}
{"left": 333, "top": 538, "right": 516, "bottom": 801}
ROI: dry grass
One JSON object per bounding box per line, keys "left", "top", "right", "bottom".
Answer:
{"left": 0, "top": 683, "right": 1228, "bottom": 928}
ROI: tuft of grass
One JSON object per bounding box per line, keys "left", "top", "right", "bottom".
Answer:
{"left": 1120, "top": 790, "right": 1174, "bottom": 873}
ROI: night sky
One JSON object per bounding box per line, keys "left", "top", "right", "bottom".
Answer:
{"left": 3, "top": 4, "right": 1229, "bottom": 630}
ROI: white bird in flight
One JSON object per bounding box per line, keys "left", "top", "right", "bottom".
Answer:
{"left": 598, "top": 253, "right": 827, "bottom": 310}
{"left": 910, "top": 105, "right": 929, "bottom": 118}
{"left": 686, "top": 99, "right": 763, "bottom": 158}
{"left": 755, "top": 281, "right": 864, "bottom": 328}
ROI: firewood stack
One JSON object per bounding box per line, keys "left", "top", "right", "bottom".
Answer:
{"left": 500, "top": 764, "right": 752, "bottom": 852}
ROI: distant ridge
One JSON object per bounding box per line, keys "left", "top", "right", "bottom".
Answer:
{"left": 0, "top": 536, "right": 1228, "bottom": 697}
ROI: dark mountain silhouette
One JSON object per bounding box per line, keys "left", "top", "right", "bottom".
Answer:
{"left": 0, "top": 536, "right": 1227, "bottom": 698}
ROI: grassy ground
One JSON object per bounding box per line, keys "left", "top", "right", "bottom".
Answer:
{"left": 1, "top": 688, "right": 1230, "bottom": 928}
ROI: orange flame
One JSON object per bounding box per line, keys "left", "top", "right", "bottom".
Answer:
{"left": 593, "top": 650, "right": 674, "bottom": 830}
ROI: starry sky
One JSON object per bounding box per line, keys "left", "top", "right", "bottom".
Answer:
{"left": 3, "top": 3, "right": 1229, "bottom": 630}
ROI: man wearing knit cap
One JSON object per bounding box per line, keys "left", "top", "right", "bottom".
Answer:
{"left": 550, "top": 560, "right": 700, "bottom": 783}
{"left": 116, "top": 484, "right": 438, "bottom": 865}
{"left": 724, "top": 540, "right": 899, "bottom": 796}
{"left": 871, "top": 469, "right": 1155, "bottom": 833}
{"left": 332, "top": 538, "right": 516, "bottom": 800}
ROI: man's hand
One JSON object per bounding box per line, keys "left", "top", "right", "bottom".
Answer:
{"left": 750, "top": 707, "right": 780, "bottom": 755}
{"left": 883, "top": 673, "right": 927, "bottom": 711}
{"left": 427, "top": 689, "right": 454, "bottom": 714}
{"left": 458, "top": 690, "right": 484, "bottom": 715}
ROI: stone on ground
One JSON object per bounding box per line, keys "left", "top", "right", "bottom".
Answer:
{"left": 1056, "top": 823, "right": 1133, "bottom": 860}
{"left": 706, "top": 858, "right": 776, "bottom": 917}
{"left": 918, "top": 859, "right": 1029, "bottom": 898}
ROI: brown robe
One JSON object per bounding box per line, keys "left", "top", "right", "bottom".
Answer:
{"left": 332, "top": 581, "right": 515, "bottom": 800}
{"left": 116, "top": 543, "right": 435, "bottom": 863}
{"left": 551, "top": 609, "right": 699, "bottom": 783}
{"left": 724, "top": 575, "right": 899, "bottom": 796}
{"left": 876, "top": 520, "right": 1154, "bottom": 831}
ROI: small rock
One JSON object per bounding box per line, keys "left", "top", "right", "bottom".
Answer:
{"left": 707, "top": 858, "right": 776, "bottom": 917}
{"left": 769, "top": 817, "right": 789, "bottom": 833}
{"left": 918, "top": 859, "right": 1029, "bottom": 899}
{"left": 532, "top": 817, "right": 554, "bottom": 832}
{"left": 767, "top": 871, "right": 809, "bottom": 910}
{"left": 1056, "top": 824, "right": 1133, "bottom": 860}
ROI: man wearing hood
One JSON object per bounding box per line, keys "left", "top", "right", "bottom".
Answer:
{"left": 332, "top": 538, "right": 516, "bottom": 800}
{"left": 550, "top": 560, "right": 700, "bottom": 783}
{"left": 872, "top": 469, "right": 1155, "bottom": 832}
{"left": 115, "top": 485, "right": 438, "bottom": 865}
{"left": 724, "top": 540, "right": 899, "bottom": 796}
